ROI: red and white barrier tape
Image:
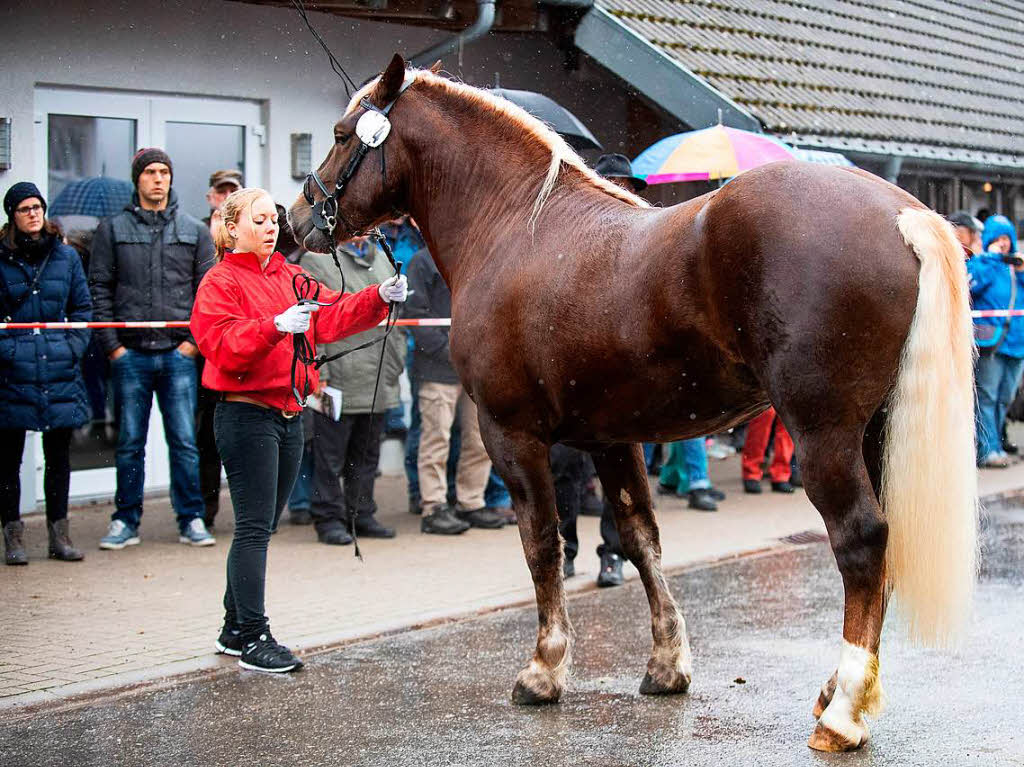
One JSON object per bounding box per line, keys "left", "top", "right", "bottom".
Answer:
{"left": 3, "top": 312, "right": 1023, "bottom": 329}
{"left": 0, "top": 318, "right": 453, "bottom": 330}
{"left": 970, "top": 310, "right": 1024, "bottom": 318}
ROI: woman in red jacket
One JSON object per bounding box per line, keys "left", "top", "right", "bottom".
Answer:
{"left": 191, "top": 187, "right": 407, "bottom": 673}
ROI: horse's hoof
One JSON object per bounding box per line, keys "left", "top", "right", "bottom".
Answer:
{"left": 807, "top": 722, "right": 866, "bottom": 752}
{"left": 639, "top": 668, "right": 690, "bottom": 696}
{"left": 511, "top": 669, "right": 561, "bottom": 705}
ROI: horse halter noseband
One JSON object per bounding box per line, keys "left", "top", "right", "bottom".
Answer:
{"left": 303, "top": 74, "right": 415, "bottom": 240}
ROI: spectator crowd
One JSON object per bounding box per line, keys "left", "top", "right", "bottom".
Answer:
{"left": 3, "top": 148, "right": 1017, "bottom": 593}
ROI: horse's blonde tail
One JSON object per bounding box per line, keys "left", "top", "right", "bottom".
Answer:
{"left": 883, "top": 207, "right": 978, "bottom": 647}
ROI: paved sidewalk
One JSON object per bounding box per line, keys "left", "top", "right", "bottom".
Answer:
{"left": 2, "top": 449, "right": 1022, "bottom": 710}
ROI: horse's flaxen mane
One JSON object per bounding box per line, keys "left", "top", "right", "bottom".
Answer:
{"left": 347, "top": 68, "right": 649, "bottom": 226}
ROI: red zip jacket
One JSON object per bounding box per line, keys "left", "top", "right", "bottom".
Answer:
{"left": 190, "top": 251, "right": 389, "bottom": 412}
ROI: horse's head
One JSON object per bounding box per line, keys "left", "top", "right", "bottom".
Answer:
{"left": 289, "top": 53, "right": 423, "bottom": 253}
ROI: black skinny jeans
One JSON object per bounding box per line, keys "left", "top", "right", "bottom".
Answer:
{"left": 0, "top": 428, "right": 73, "bottom": 525}
{"left": 214, "top": 402, "right": 303, "bottom": 640}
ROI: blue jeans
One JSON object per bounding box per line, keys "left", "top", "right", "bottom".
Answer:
{"left": 643, "top": 443, "right": 656, "bottom": 471}
{"left": 112, "top": 349, "right": 203, "bottom": 531}
{"left": 288, "top": 442, "right": 314, "bottom": 512}
{"left": 485, "top": 470, "right": 511, "bottom": 508}
{"left": 975, "top": 351, "right": 1024, "bottom": 460}
{"left": 679, "top": 437, "right": 710, "bottom": 490}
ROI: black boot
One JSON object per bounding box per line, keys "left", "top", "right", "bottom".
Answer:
{"left": 687, "top": 489, "right": 718, "bottom": 512}
{"left": 4, "top": 520, "right": 28, "bottom": 565}
{"left": 48, "top": 519, "right": 83, "bottom": 561}
{"left": 421, "top": 504, "right": 470, "bottom": 535}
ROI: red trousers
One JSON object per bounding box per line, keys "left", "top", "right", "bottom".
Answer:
{"left": 741, "top": 407, "right": 794, "bottom": 482}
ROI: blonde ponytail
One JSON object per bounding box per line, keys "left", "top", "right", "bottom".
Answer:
{"left": 215, "top": 187, "right": 272, "bottom": 260}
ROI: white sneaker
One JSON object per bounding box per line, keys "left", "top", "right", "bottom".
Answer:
{"left": 179, "top": 518, "right": 216, "bottom": 546}
{"left": 99, "top": 520, "right": 140, "bottom": 550}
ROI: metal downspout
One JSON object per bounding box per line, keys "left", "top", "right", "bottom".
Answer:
{"left": 409, "top": 0, "right": 497, "bottom": 68}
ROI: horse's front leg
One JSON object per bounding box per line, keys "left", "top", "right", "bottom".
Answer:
{"left": 479, "top": 418, "right": 571, "bottom": 704}
{"left": 591, "top": 443, "right": 692, "bottom": 695}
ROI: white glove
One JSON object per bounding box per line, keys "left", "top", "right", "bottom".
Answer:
{"left": 274, "top": 302, "right": 319, "bottom": 334}
{"left": 378, "top": 274, "right": 409, "bottom": 303}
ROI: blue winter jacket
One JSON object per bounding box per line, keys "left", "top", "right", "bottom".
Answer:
{"left": 0, "top": 234, "right": 92, "bottom": 430}
{"left": 968, "top": 254, "right": 1024, "bottom": 358}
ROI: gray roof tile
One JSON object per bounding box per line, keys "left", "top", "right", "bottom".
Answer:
{"left": 597, "top": 0, "right": 1024, "bottom": 165}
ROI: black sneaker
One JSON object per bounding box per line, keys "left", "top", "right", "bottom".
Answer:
{"left": 771, "top": 481, "right": 795, "bottom": 494}
{"left": 743, "top": 479, "right": 762, "bottom": 494}
{"left": 597, "top": 551, "right": 624, "bottom": 588}
{"left": 215, "top": 626, "right": 244, "bottom": 657}
{"left": 421, "top": 504, "right": 470, "bottom": 535}
{"left": 455, "top": 506, "right": 505, "bottom": 529}
{"left": 708, "top": 487, "right": 726, "bottom": 501}
{"left": 238, "top": 632, "right": 303, "bottom": 673}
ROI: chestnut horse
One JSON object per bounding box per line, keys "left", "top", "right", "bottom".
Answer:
{"left": 289, "top": 54, "right": 977, "bottom": 751}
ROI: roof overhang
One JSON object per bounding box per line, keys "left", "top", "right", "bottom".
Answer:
{"left": 573, "top": 7, "right": 761, "bottom": 133}
{"left": 789, "top": 134, "right": 1024, "bottom": 178}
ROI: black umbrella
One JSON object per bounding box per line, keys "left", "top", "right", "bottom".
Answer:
{"left": 489, "top": 88, "right": 602, "bottom": 151}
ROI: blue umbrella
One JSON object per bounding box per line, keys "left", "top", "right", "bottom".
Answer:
{"left": 49, "top": 177, "right": 134, "bottom": 218}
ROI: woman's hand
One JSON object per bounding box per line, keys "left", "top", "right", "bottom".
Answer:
{"left": 274, "top": 303, "right": 320, "bottom": 334}
{"left": 378, "top": 274, "right": 409, "bottom": 303}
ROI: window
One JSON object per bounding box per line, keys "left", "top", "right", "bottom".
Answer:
{"left": 47, "top": 115, "right": 136, "bottom": 203}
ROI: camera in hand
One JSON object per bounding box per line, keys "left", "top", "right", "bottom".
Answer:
{"left": 1001, "top": 252, "right": 1024, "bottom": 267}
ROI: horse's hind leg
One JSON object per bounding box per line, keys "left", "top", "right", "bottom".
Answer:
{"left": 591, "top": 443, "right": 691, "bottom": 695}
{"left": 795, "top": 423, "right": 887, "bottom": 752}
{"left": 812, "top": 408, "right": 888, "bottom": 722}
{"left": 480, "top": 423, "right": 571, "bottom": 704}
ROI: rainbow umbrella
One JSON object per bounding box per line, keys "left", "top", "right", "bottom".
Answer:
{"left": 632, "top": 126, "right": 797, "bottom": 184}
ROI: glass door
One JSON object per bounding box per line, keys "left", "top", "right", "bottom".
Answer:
{"left": 31, "top": 87, "right": 264, "bottom": 505}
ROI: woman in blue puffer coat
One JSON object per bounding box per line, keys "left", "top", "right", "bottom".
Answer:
{"left": 967, "top": 214, "right": 1024, "bottom": 468}
{"left": 1, "top": 182, "right": 91, "bottom": 565}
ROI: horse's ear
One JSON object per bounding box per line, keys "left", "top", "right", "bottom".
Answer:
{"left": 378, "top": 53, "right": 407, "bottom": 103}
{"left": 429, "top": 59, "right": 443, "bottom": 74}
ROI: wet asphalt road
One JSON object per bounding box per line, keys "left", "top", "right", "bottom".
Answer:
{"left": 4, "top": 506, "right": 1022, "bottom": 767}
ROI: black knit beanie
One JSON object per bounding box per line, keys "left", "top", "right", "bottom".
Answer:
{"left": 3, "top": 182, "right": 46, "bottom": 219}
{"left": 131, "top": 148, "right": 173, "bottom": 188}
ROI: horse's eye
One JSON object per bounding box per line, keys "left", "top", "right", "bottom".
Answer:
{"left": 336, "top": 133, "right": 351, "bottom": 145}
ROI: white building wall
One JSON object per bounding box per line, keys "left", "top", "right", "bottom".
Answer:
{"left": 0, "top": 0, "right": 436, "bottom": 202}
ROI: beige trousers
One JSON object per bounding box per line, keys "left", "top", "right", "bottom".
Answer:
{"left": 417, "top": 381, "right": 492, "bottom": 510}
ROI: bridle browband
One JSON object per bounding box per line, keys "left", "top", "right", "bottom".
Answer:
{"left": 302, "top": 74, "right": 415, "bottom": 242}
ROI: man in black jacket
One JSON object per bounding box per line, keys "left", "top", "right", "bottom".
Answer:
{"left": 89, "top": 148, "right": 216, "bottom": 550}
{"left": 404, "top": 248, "right": 505, "bottom": 535}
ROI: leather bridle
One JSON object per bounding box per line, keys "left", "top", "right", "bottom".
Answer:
{"left": 302, "top": 74, "right": 415, "bottom": 242}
